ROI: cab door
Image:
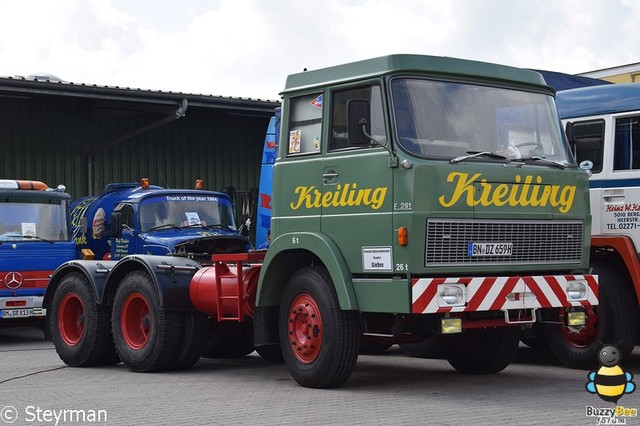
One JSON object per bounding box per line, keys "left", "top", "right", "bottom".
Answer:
{"left": 320, "top": 83, "right": 393, "bottom": 273}
{"left": 111, "top": 203, "right": 138, "bottom": 260}
{"left": 273, "top": 93, "right": 324, "bottom": 236}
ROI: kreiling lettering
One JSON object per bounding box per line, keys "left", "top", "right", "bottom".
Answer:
{"left": 438, "top": 172, "right": 576, "bottom": 213}
{"left": 290, "top": 183, "right": 387, "bottom": 210}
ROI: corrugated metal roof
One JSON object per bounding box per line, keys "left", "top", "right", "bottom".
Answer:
{"left": 0, "top": 75, "right": 281, "bottom": 112}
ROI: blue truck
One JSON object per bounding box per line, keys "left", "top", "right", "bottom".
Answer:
{"left": 0, "top": 180, "right": 75, "bottom": 326}
{"left": 69, "top": 178, "right": 248, "bottom": 263}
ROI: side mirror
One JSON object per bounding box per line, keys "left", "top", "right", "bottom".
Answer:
{"left": 110, "top": 212, "right": 122, "bottom": 239}
{"left": 347, "top": 99, "right": 371, "bottom": 146}
{"left": 565, "top": 122, "right": 574, "bottom": 149}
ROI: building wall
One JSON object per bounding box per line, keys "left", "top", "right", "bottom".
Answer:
{"left": 0, "top": 93, "right": 270, "bottom": 200}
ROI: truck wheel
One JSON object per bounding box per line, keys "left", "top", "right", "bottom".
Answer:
{"left": 51, "top": 272, "right": 116, "bottom": 367}
{"left": 255, "top": 344, "right": 284, "bottom": 363}
{"left": 279, "top": 267, "right": 361, "bottom": 388}
{"left": 202, "top": 323, "right": 255, "bottom": 358}
{"left": 170, "top": 311, "right": 209, "bottom": 370}
{"left": 112, "top": 271, "right": 183, "bottom": 372}
{"left": 543, "top": 262, "right": 639, "bottom": 369}
{"left": 399, "top": 337, "right": 443, "bottom": 358}
{"left": 443, "top": 326, "right": 519, "bottom": 374}
{"left": 359, "top": 340, "right": 393, "bottom": 355}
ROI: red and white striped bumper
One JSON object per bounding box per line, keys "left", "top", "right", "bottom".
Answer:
{"left": 411, "top": 275, "right": 598, "bottom": 314}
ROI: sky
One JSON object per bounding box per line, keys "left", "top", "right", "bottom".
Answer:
{"left": 0, "top": 0, "right": 637, "bottom": 101}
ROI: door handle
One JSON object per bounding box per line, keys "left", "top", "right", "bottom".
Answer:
{"left": 323, "top": 172, "right": 339, "bottom": 184}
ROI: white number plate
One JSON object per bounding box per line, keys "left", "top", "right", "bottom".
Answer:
{"left": 0, "top": 308, "right": 34, "bottom": 319}
{"left": 468, "top": 242, "right": 513, "bottom": 256}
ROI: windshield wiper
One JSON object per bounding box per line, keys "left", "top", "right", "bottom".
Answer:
{"left": 450, "top": 151, "right": 510, "bottom": 164}
{"left": 148, "top": 223, "right": 182, "bottom": 232}
{"left": 19, "top": 235, "right": 55, "bottom": 244}
{"left": 182, "top": 223, "right": 210, "bottom": 230}
{"left": 519, "top": 156, "right": 567, "bottom": 169}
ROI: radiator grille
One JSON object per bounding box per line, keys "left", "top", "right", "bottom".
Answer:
{"left": 425, "top": 219, "right": 584, "bottom": 266}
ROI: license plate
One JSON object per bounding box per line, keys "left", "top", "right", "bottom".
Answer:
{"left": 0, "top": 308, "right": 34, "bottom": 319}
{"left": 468, "top": 242, "right": 513, "bottom": 256}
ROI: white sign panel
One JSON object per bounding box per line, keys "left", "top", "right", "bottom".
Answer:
{"left": 362, "top": 246, "right": 392, "bottom": 271}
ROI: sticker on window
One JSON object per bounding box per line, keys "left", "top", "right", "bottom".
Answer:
{"left": 184, "top": 212, "right": 201, "bottom": 226}
{"left": 310, "top": 94, "right": 322, "bottom": 109}
{"left": 289, "top": 130, "right": 301, "bottom": 153}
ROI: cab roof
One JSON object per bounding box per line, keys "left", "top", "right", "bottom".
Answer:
{"left": 556, "top": 83, "right": 640, "bottom": 119}
{"left": 283, "top": 54, "right": 550, "bottom": 94}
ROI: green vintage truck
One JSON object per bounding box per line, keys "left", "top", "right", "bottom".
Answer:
{"left": 46, "top": 54, "right": 598, "bottom": 389}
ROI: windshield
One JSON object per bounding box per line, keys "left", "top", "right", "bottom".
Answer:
{"left": 0, "top": 201, "right": 69, "bottom": 241}
{"left": 139, "top": 194, "right": 237, "bottom": 232}
{"left": 390, "top": 78, "right": 571, "bottom": 163}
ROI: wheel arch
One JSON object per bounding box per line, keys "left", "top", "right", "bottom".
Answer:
{"left": 591, "top": 235, "right": 640, "bottom": 306}
{"left": 104, "top": 255, "right": 202, "bottom": 311}
{"left": 252, "top": 232, "right": 358, "bottom": 349}
{"left": 256, "top": 232, "right": 358, "bottom": 311}
{"left": 44, "top": 260, "right": 118, "bottom": 311}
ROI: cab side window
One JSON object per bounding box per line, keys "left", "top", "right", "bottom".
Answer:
{"left": 287, "top": 93, "right": 323, "bottom": 155}
{"left": 613, "top": 116, "right": 640, "bottom": 170}
{"left": 115, "top": 203, "right": 135, "bottom": 229}
{"left": 330, "top": 85, "right": 386, "bottom": 151}
{"left": 569, "top": 119, "right": 604, "bottom": 173}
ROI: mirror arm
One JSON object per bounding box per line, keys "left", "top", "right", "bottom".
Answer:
{"left": 360, "top": 120, "right": 398, "bottom": 168}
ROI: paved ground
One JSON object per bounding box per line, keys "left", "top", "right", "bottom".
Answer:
{"left": 0, "top": 326, "right": 638, "bottom": 426}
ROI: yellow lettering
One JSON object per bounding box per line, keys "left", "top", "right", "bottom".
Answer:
{"left": 438, "top": 172, "right": 576, "bottom": 213}
{"left": 438, "top": 172, "right": 482, "bottom": 207}
{"left": 289, "top": 183, "right": 388, "bottom": 210}
{"left": 290, "top": 186, "right": 315, "bottom": 210}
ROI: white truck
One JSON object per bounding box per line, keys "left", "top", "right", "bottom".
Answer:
{"left": 550, "top": 83, "right": 640, "bottom": 368}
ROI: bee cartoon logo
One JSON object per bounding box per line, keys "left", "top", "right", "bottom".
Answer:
{"left": 586, "top": 345, "right": 635, "bottom": 404}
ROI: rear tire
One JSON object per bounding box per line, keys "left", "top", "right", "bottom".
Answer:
{"left": 279, "top": 267, "right": 361, "bottom": 388}
{"left": 112, "top": 271, "right": 183, "bottom": 372}
{"left": 50, "top": 272, "right": 117, "bottom": 367}
{"left": 443, "top": 327, "right": 520, "bottom": 374}
{"left": 399, "top": 337, "right": 443, "bottom": 358}
{"left": 256, "top": 344, "right": 284, "bottom": 363}
{"left": 202, "top": 322, "right": 255, "bottom": 358}
{"left": 543, "top": 261, "right": 639, "bottom": 369}
{"left": 170, "top": 311, "right": 209, "bottom": 370}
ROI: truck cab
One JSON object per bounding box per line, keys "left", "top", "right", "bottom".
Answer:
{"left": 0, "top": 180, "right": 74, "bottom": 324}
{"left": 251, "top": 55, "right": 598, "bottom": 383}
{"left": 70, "top": 179, "right": 248, "bottom": 262}
{"left": 557, "top": 83, "right": 640, "bottom": 364}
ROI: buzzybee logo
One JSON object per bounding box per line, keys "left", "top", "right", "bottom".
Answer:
{"left": 585, "top": 345, "right": 637, "bottom": 424}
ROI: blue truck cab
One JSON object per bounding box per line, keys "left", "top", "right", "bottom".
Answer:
{"left": 70, "top": 179, "right": 249, "bottom": 262}
{"left": 0, "top": 180, "right": 75, "bottom": 323}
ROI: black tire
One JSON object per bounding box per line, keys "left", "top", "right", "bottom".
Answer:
{"left": 170, "top": 311, "right": 209, "bottom": 370}
{"left": 399, "top": 337, "right": 443, "bottom": 358}
{"left": 359, "top": 340, "right": 393, "bottom": 355}
{"left": 111, "top": 271, "right": 183, "bottom": 372}
{"left": 520, "top": 324, "right": 550, "bottom": 351}
{"left": 543, "top": 261, "right": 639, "bottom": 369}
{"left": 255, "top": 344, "right": 284, "bottom": 363}
{"left": 279, "top": 267, "right": 361, "bottom": 388}
{"left": 202, "top": 322, "right": 255, "bottom": 358}
{"left": 50, "top": 272, "right": 117, "bottom": 367}
{"left": 443, "top": 327, "right": 520, "bottom": 374}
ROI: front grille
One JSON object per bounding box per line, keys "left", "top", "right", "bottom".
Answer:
{"left": 425, "top": 218, "right": 584, "bottom": 266}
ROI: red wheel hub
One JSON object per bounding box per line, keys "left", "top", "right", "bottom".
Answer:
{"left": 121, "top": 292, "right": 151, "bottom": 350}
{"left": 559, "top": 306, "right": 598, "bottom": 348}
{"left": 58, "top": 292, "right": 85, "bottom": 346}
{"left": 287, "top": 294, "right": 322, "bottom": 363}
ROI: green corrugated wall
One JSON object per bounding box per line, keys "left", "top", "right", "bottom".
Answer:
{"left": 0, "top": 93, "right": 271, "bottom": 200}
